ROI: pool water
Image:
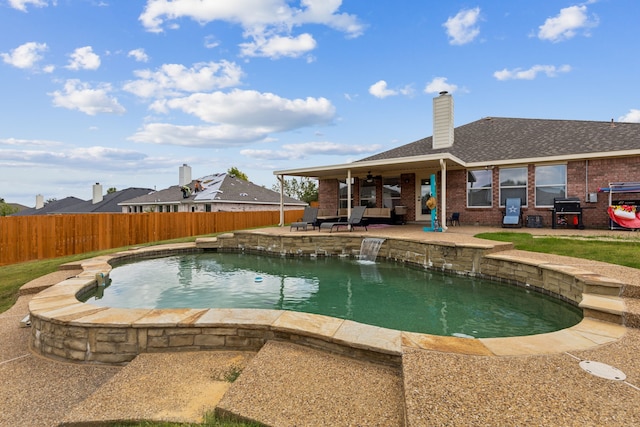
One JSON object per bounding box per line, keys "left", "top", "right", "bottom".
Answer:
{"left": 81, "top": 253, "right": 583, "bottom": 338}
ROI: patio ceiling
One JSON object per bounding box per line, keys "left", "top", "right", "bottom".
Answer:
{"left": 274, "top": 153, "right": 467, "bottom": 180}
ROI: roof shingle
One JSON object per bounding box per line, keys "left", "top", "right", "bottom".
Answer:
{"left": 360, "top": 117, "right": 640, "bottom": 164}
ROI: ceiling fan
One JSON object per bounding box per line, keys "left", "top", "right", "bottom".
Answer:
{"left": 365, "top": 171, "right": 381, "bottom": 183}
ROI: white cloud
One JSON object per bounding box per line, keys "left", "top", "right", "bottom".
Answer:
{"left": 49, "top": 79, "right": 126, "bottom": 115}
{"left": 138, "top": 0, "right": 363, "bottom": 59}
{"left": 7, "top": 0, "right": 48, "bottom": 12}
{"left": 140, "top": 0, "right": 363, "bottom": 35}
{"left": 153, "top": 89, "right": 335, "bottom": 129}
{"left": 538, "top": 5, "right": 599, "bottom": 42}
{"left": 290, "top": 0, "right": 365, "bottom": 38}
{"left": 0, "top": 144, "right": 146, "bottom": 168}
{"left": 133, "top": 89, "right": 335, "bottom": 147}
{"left": 66, "top": 46, "right": 101, "bottom": 70}
{"left": 1, "top": 41, "right": 48, "bottom": 69}
{"left": 123, "top": 61, "right": 243, "bottom": 98}
{"left": 283, "top": 141, "right": 381, "bottom": 155}
{"left": 128, "top": 48, "right": 149, "bottom": 62}
{"left": 424, "top": 77, "right": 458, "bottom": 94}
{"left": 369, "top": 80, "right": 397, "bottom": 99}
{"left": 619, "top": 109, "right": 640, "bottom": 123}
{"left": 129, "top": 123, "right": 270, "bottom": 147}
{"left": 240, "top": 33, "right": 317, "bottom": 58}
{"left": 493, "top": 64, "right": 571, "bottom": 81}
{"left": 204, "top": 35, "right": 220, "bottom": 49}
{"left": 240, "top": 148, "right": 305, "bottom": 161}
{"left": 443, "top": 7, "right": 481, "bottom": 45}
{"left": 241, "top": 141, "right": 382, "bottom": 160}
{"left": 0, "top": 137, "right": 64, "bottom": 148}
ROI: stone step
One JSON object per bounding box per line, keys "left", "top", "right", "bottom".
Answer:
{"left": 579, "top": 293, "right": 625, "bottom": 325}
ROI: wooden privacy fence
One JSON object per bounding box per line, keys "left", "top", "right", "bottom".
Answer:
{"left": 0, "top": 210, "right": 303, "bottom": 266}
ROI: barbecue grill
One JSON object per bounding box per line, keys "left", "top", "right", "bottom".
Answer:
{"left": 552, "top": 197, "right": 584, "bottom": 229}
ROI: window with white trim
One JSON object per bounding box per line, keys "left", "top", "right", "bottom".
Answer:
{"left": 359, "top": 180, "right": 376, "bottom": 207}
{"left": 535, "top": 164, "right": 566, "bottom": 206}
{"left": 467, "top": 169, "right": 492, "bottom": 207}
{"left": 338, "top": 179, "right": 353, "bottom": 209}
{"left": 499, "top": 167, "right": 527, "bottom": 206}
{"left": 382, "top": 177, "right": 401, "bottom": 208}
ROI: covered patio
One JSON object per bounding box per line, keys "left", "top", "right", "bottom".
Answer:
{"left": 274, "top": 153, "right": 466, "bottom": 230}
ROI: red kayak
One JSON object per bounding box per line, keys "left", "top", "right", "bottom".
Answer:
{"left": 607, "top": 206, "right": 640, "bottom": 229}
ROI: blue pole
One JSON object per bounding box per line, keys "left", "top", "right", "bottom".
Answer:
{"left": 423, "top": 173, "right": 442, "bottom": 232}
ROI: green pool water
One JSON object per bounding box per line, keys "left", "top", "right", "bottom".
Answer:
{"left": 81, "top": 252, "right": 583, "bottom": 338}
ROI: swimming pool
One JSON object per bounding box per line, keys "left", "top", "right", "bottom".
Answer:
{"left": 81, "top": 252, "right": 582, "bottom": 338}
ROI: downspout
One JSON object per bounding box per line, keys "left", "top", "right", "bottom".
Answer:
{"left": 585, "top": 160, "right": 589, "bottom": 202}
{"left": 278, "top": 174, "right": 284, "bottom": 227}
{"left": 440, "top": 159, "right": 448, "bottom": 231}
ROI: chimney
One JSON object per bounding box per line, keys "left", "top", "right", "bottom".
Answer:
{"left": 92, "top": 183, "right": 103, "bottom": 204}
{"left": 35, "top": 194, "right": 44, "bottom": 209}
{"left": 432, "top": 91, "right": 454, "bottom": 149}
{"left": 179, "top": 164, "right": 192, "bottom": 186}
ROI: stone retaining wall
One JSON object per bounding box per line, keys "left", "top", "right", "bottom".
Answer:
{"left": 28, "top": 234, "right": 627, "bottom": 365}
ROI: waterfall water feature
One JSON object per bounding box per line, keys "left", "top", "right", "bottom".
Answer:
{"left": 358, "top": 238, "right": 385, "bottom": 263}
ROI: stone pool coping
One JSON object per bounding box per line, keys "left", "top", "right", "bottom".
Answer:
{"left": 28, "top": 237, "right": 629, "bottom": 366}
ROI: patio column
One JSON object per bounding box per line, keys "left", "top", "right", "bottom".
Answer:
{"left": 440, "top": 159, "right": 448, "bottom": 231}
{"left": 347, "top": 169, "right": 352, "bottom": 230}
{"left": 278, "top": 174, "right": 284, "bottom": 227}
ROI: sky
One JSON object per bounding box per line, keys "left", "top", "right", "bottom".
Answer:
{"left": 1, "top": 0, "right": 639, "bottom": 207}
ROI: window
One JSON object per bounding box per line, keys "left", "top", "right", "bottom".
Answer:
{"left": 467, "top": 170, "right": 492, "bottom": 207}
{"left": 535, "top": 164, "right": 566, "bottom": 206}
{"left": 205, "top": 204, "right": 212, "bottom": 212}
{"left": 382, "top": 177, "right": 401, "bottom": 208}
{"left": 359, "top": 180, "right": 376, "bottom": 207}
{"left": 338, "top": 179, "right": 353, "bottom": 209}
{"left": 499, "top": 167, "right": 527, "bottom": 206}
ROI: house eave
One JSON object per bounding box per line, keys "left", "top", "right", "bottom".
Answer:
{"left": 274, "top": 153, "right": 466, "bottom": 179}
{"left": 465, "top": 149, "right": 640, "bottom": 168}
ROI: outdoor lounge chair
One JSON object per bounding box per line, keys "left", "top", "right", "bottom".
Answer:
{"left": 319, "top": 205, "right": 368, "bottom": 232}
{"left": 447, "top": 212, "right": 460, "bottom": 226}
{"left": 502, "top": 198, "right": 523, "bottom": 227}
{"left": 290, "top": 206, "right": 319, "bottom": 231}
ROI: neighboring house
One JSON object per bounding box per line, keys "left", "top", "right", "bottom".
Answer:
{"left": 274, "top": 92, "right": 640, "bottom": 229}
{"left": 12, "top": 185, "right": 154, "bottom": 216}
{"left": 119, "top": 165, "right": 307, "bottom": 213}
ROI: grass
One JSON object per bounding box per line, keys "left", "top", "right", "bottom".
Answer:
{"left": 222, "top": 365, "right": 243, "bottom": 383}
{"left": 476, "top": 232, "right": 640, "bottom": 269}
{"left": 107, "top": 411, "right": 264, "bottom": 426}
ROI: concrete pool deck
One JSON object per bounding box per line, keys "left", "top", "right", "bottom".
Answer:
{"left": 2, "top": 225, "right": 640, "bottom": 425}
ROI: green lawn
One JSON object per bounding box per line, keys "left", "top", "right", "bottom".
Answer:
{"left": 108, "top": 412, "right": 263, "bottom": 427}
{"left": 476, "top": 232, "right": 640, "bottom": 270}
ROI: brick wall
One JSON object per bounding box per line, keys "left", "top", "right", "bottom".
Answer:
{"left": 317, "top": 158, "right": 640, "bottom": 228}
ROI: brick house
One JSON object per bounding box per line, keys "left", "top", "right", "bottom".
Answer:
{"left": 120, "top": 164, "right": 306, "bottom": 213}
{"left": 274, "top": 92, "right": 640, "bottom": 229}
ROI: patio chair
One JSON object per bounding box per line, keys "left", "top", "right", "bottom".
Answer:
{"left": 502, "top": 198, "right": 523, "bottom": 227}
{"left": 319, "top": 205, "right": 368, "bottom": 232}
{"left": 290, "top": 206, "right": 319, "bottom": 231}
{"left": 447, "top": 212, "right": 460, "bottom": 226}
